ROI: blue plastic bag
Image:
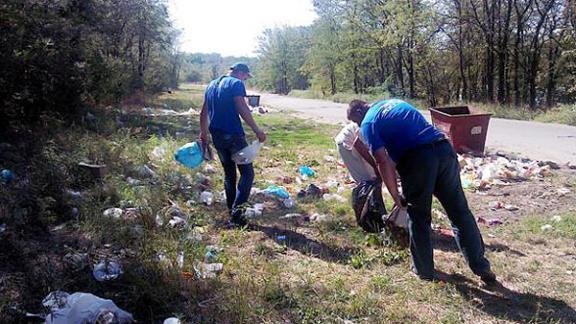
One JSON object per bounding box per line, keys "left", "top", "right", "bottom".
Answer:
{"left": 263, "top": 185, "right": 290, "bottom": 199}
{"left": 298, "top": 166, "right": 316, "bottom": 177}
{"left": 174, "top": 142, "right": 204, "bottom": 169}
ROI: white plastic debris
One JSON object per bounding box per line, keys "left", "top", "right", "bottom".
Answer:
{"left": 194, "top": 262, "right": 224, "bottom": 279}
{"left": 155, "top": 214, "right": 164, "bottom": 226}
{"left": 283, "top": 197, "right": 295, "bottom": 208}
{"left": 133, "top": 164, "right": 156, "bottom": 178}
{"left": 177, "top": 251, "right": 184, "bottom": 269}
{"left": 310, "top": 213, "right": 329, "bottom": 222}
{"left": 324, "top": 155, "right": 336, "bottom": 162}
{"left": 0, "top": 223, "right": 6, "bottom": 234}
{"left": 103, "top": 208, "right": 123, "bottom": 219}
{"left": 203, "top": 164, "right": 217, "bottom": 174}
{"left": 150, "top": 145, "right": 168, "bottom": 161}
{"left": 232, "top": 141, "right": 262, "bottom": 165}
{"left": 281, "top": 213, "right": 302, "bottom": 219}
{"left": 200, "top": 191, "right": 213, "bottom": 206}
{"left": 552, "top": 215, "right": 562, "bottom": 222}
{"left": 168, "top": 216, "right": 187, "bottom": 228}
{"left": 93, "top": 261, "right": 123, "bottom": 282}
{"left": 541, "top": 224, "right": 554, "bottom": 231}
{"left": 164, "top": 318, "right": 181, "bottom": 324}
{"left": 322, "top": 193, "right": 347, "bottom": 203}
{"left": 504, "top": 204, "right": 519, "bottom": 211}
{"left": 43, "top": 291, "right": 133, "bottom": 324}
{"left": 557, "top": 188, "right": 571, "bottom": 196}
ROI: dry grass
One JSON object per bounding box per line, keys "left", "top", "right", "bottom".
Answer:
{"left": 1, "top": 85, "right": 575, "bottom": 323}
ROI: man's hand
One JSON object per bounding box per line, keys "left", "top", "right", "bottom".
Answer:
{"left": 255, "top": 129, "right": 267, "bottom": 143}
{"left": 199, "top": 131, "right": 208, "bottom": 143}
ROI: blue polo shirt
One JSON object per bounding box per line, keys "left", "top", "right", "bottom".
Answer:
{"left": 205, "top": 76, "right": 246, "bottom": 135}
{"left": 360, "top": 99, "right": 444, "bottom": 163}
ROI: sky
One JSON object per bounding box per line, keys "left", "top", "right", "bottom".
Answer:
{"left": 167, "top": 0, "right": 317, "bottom": 57}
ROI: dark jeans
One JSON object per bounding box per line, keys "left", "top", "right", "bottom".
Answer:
{"left": 397, "top": 140, "right": 491, "bottom": 279}
{"left": 211, "top": 131, "right": 254, "bottom": 220}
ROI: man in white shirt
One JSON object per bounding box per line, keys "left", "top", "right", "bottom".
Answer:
{"left": 334, "top": 123, "right": 379, "bottom": 182}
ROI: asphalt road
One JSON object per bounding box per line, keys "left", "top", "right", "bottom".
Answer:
{"left": 259, "top": 93, "right": 576, "bottom": 164}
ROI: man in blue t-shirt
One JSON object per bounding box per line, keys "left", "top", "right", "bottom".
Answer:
{"left": 347, "top": 99, "right": 495, "bottom": 285}
{"left": 200, "top": 63, "right": 266, "bottom": 227}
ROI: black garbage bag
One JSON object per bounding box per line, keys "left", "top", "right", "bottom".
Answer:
{"left": 352, "top": 181, "right": 387, "bottom": 233}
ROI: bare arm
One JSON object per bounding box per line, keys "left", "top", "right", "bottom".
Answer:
{"left": 353, "top": 136, "right": 378, "bottom": 172}
{"left": 372, "top": 147, "right": 402, "bottom": 207}
{"left": 233, "top": 96, "right": 266, "bottom": 142}
{"left": 199, "top": 101, "right": 209, "bottom": 142}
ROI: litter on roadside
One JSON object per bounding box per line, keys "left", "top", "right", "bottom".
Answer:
{"left": 200, "top": 191, "right": 214, "bottom": 205}
{"left": 541, "top": 224, "right": 554, "bottom": 231}
{"left": 43, "top": 291, "right": 133, "bottom": 323}
{"left": 232, "top": 140, "right": 262, "bottom": 165}
{"left": 477, "top": 217, "right": 503, "bottom": 226}
{"left": 194, "top": 262, "right": 224, "bottom": 279}
{"left": 164, "top": 318, "right": 182, "bottom": 324}
{"left": 322, "top": 193, "right": 347, "bottom": 203}
{"left": 263, "top": 185, "right": 290, "bottom": 199}
{"left": 298, "top": 165, "right": 316, "bottom": 177}
{"left": 175, "top": 142, "right": 204, "bottom": 169}
{"left": 281, "top": 213, "right": 302, "bottom": 219}
{"left": 92, "top": 260, "right": 123, "bottom": 282}
{"left": 297, "top": 183, "right": 323, "bottom": 199}
{"left": 552, "top": 215, "right": 562, "bottom": 222}
{"left": 103, "top": 208, "right": 123, "bottom": 219}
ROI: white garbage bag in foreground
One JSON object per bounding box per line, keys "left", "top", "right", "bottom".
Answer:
{"left": 44, "top": 291, "right": 133, "bottom": 323}
{"left": 232, "top": 141, "right": 262, "bottom": 165}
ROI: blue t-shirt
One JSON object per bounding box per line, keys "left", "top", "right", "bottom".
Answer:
{"left": 205, "top": 76, "right": 246, "bottom": 135}
{"left": 360, "top": 99, "right": 444, "bottom": 163}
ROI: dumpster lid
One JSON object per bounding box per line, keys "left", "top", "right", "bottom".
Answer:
{"left": 429, "top": 106, "right": 492, "bottom": 117}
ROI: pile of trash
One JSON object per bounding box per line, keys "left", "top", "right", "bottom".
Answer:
{"left": 459, "top": 153, "right": 554, "bottom": 189}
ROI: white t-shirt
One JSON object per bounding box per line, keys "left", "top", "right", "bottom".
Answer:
{"left": 334, "top": 123, "right": 360, "bottom": 151}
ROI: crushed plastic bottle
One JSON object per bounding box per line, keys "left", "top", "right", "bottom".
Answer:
{"left": 92, "top": 260, "right": 123, "bottom": 282}
{"left": 232, "top": 141, "right": 262, "bottom": 165}
{"left": 43, "top": 291, "right": 133, "bottom": 324}
{"left": 177, "top": 251, "right": 184, "bottom": 269}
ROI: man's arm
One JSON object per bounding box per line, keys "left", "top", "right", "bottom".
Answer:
{"left": 233, "top": 96, "right": 266, "bottom": 142}
{"left": 199, "top": 101, "right": 209, "bottom": 142}
{"left": 372, "top": 147, "right": 402, "bottom": 207}
{"left": 353, "top": 136, "right": 378, "bottom": 173}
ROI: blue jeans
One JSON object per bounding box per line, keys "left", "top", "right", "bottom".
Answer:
{"left": 396, "top": 140, "right": 491, "bottom": 279}
{"left": 211, "top": 131, "right": 254, "bottom": 220}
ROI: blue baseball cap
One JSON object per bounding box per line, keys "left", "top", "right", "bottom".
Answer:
{"left": 230, "top": 62, "right": 253, "bottom": 78}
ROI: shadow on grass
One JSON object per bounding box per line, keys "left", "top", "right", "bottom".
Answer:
{"left": 437, "top": 271, "right": 576, "bottom": 323}
{"left": 432, "top": 230, "right": 526, "bottom": 256}
{"left": 250, "top": 224, "right": 355, "bottom": 264}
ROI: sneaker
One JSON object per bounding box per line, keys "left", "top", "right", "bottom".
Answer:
{"left": 411, "top": 266, "right": 435, "bottom": 281}
{"left": 479, "top": 270, "right": 497, "bottom": 285}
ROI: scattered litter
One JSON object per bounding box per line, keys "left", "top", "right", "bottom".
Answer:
{"left": 489, "top": 201, "right": 504, "bottom": 210}
{"left": 103, "top": 208, "right": 123, "bottom": 219}
{"left": 142, "top": 107, "right": 153, "bottom": 115}
{"left": 557, "top": 188, "right": 571, "bottom": 196}
{"left": 283, "top": 197, "right": 295, "bottom": 208}
{"left": 150, "top": 145, "right": 168, "bottom": 161}
{"left": 164, "top": 318, "right": 181, "bottom": 324}
{"left": 276, "top": 235, "right": 287, "bottom": 242}
{"left": 200, "top": 191, "right": 214, "bottom": 205}
{"left": 92, "top": 260, "right": 123, "bottom": 282}
{"left": 297, "top": 183, "right": 323, "bottom": 199}
{"left": 203, "top": 164, "right": 217, "bottom": 174}
{"left": 326, "top": 179, "right": 339, "bottom": 188}
{"left": 310, "top": 213, "right": 329, "bottom": 222}
{"left": 263, "top": 185, "right": 290, "bottom": 199}
{"left": 232, "top": 140, "right": 262, "bottom": 164}
{"left": 281, "top": 213, "right": 302, "bottom": 219}
{"left": 538, "top": 160, "right": 560, "bottom": 170}
{"left": 64, "top": 189, "right": 83, "bottom": 202}
{"left": 133, "top": 164, "right": 156, "bottom": 179}
{"left": 64, "top": 253, "right": 89, "bottom": 271}
{"left": 175, "top": 142, "right": 204, "bottom": 169}
{"left": 168, "top": 216, "right": 187, "bottom": 228}
{"left": 194, "top": 262, "right": 224, "bottom": 279}
{"left": 280, "top": 175, "right": 294, "bottom": 184}
{"left": 123, "top": 207, "right": 140, "bottom": 220}
{"left": 78, "top": 162, "right": 107, "bottom": 178}
{"left": 504, "top": 204, "right": 519, "bottom": 211}
{"left": 43, "top": 291, "right": 133, "bottom": 323}
{"left": 324, "top": 155, "right": 336, "bottom": 162}
{"left": 552, "top": 215, "right": 562, "bottom": 222}
{"left": 477, "top": 217, "right": 503, "bottom": 226}
{"left": 195, "top": 172, "right": 210, "bottom": 185}
{"left": 155, "top": 214, "right": 165, "bottom": 226}
{"left": 177, "top": 251, "right": 185, "bottom": 269}
{"left": 322, "top": 193, "right": 347, "bottom": 203}
{"left": 244, "top": 203, "right": 265, "bottom": 218}
{"left": 298, "top": 165, "right": 316, "bottom": 177}
{"left": 126, "top": 177, "right": 142, "bottom": 186}
{"left": 541, "top": 224, "right": 554, "bottom": 231}
{"left": 337, "top": 186, "right": 346, "bottom": 194}
{"left": 0, "top": 223, "right": 5, "bottom": 234}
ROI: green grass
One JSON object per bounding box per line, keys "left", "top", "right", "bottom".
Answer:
{"left": 3, "top": 85, "right": 576, "bottom": 323}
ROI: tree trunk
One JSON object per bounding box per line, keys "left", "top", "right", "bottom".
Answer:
{"left": 396, "top": 45, "right": 404, "bottom": 91}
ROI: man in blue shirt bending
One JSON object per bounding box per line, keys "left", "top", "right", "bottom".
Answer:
{"left": 347, "top": 98, "right": 496, "bottom": 284}
{"left": 200, "top": 63, "right": 266, "bottom": 227}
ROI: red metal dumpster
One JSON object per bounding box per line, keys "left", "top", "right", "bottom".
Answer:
{"left": 429, "top": 106, "right": 492, "bottom": 155}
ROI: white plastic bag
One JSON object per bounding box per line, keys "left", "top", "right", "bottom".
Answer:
{"left": 232, "top": 141, "right": 262, "bottom": 165}
{"left": 44, "top": 291, "right": 133, "bottom": 324}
